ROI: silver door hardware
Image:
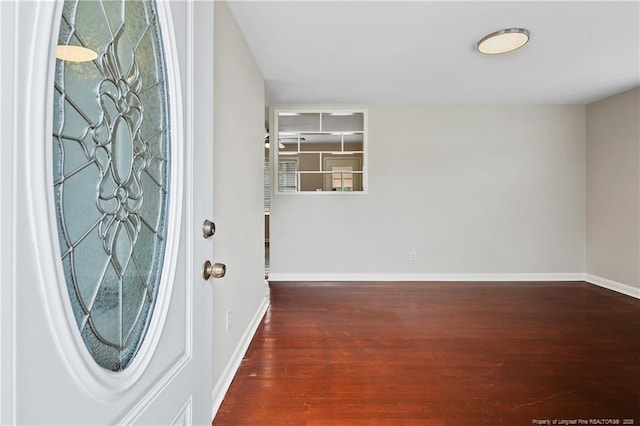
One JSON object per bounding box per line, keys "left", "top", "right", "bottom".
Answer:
{"left": 202, "top": 260, "right": 226, "bottom": 280}
{"left": 202, "top": 220, "right": 216, "bottom": 238}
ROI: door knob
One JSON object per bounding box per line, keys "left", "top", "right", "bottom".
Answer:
{"left": 202, "top": 260, "right": 226, "bottom": 280}
{"left": 202, "top": 220, "right": 216, "bottom": 238}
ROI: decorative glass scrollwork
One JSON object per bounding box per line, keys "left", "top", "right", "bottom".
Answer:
{"left": 52, "top": 0, "right": 170, "bottom": 371}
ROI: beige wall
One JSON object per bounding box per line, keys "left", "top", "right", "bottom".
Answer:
{"left": 213, "top": 0, "right": 266, "bottom": 391}
{"left": 586, "top": 88, "right": 640, "bottom": 289}
{"left": 270, "top": 106, "right": 586, "bottom": 278}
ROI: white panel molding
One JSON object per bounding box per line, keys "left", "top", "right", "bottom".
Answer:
{"left": 268, "top": 273, "right": 586, "bottom": 282}
{"left": 117, "top": 354, "right": 191, "bottom": 426}
{"left": 170, "top": 397, "right": 192, "bottom": 426}
{"left": 585, "top": 274, "right": 640, "bottom": 299}
{"left": 211, "top": 297, "right": 270, "bottom": 419}
{"left": 183, "top": 0, "right": 195, "bottom": 371}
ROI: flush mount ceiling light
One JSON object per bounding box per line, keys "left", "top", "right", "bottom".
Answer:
{"left": 55, "top": 45, "right": 98, "bottom": 62}
{"left": 477, "top": 28, "right": 530, "bottom": 55}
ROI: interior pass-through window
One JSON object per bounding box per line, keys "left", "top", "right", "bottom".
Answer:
{"left": 270, "top": 109, "right": 367, "bottom": 193}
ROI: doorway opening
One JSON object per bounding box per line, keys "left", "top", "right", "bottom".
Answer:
{"left": 264, "top": 132, "right": 270, "bottom": 278}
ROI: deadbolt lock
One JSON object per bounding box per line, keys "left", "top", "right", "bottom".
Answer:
{"left": 202, "top": 220, "right": 216, "bottom": 238}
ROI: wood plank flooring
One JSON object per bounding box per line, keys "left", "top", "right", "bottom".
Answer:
{"left": 213, "top": 282, "right": 640, "bottom": 425}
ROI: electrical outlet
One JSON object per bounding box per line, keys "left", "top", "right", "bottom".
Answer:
{"left": 410, "top": 251, "right": 417, "bottom": 261}
{"left": 226, "top": 309, "right": 231, "bottom": 332}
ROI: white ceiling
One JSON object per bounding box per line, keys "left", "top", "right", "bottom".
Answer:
{"left": 227, "top": 0, "right": 640, "bottom": 105}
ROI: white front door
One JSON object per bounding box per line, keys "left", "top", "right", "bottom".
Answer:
{"left": 0, "top": 1, "right": 216, "bottom": 424}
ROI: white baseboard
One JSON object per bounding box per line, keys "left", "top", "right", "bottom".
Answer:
{"left": 267, "top": 273, "right": 585, "bottom": 282}
{"left": 210, "top": 296, "right": 270, "bottom": 419}
{"left": 269, "top": 272, "right": 640, "bottom": 299}
{"left": 585, "top": 274, "right": 640, "bottom": 299}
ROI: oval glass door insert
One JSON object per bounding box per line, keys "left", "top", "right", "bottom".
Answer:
{"left": 52, "top": 0, "right": 171, "bottom": 371}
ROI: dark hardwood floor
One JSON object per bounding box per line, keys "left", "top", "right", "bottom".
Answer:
{"left": 213, "top": 281, "right": 640, "bottom": 425}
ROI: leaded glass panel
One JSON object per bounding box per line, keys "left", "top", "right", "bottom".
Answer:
{"left": 52, "top": 0, "right": 171, "bottom": 371}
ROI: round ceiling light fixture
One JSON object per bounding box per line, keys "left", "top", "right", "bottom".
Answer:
{"left": 56, "top": 45, "right": 98, "bottom": 62}
{"left": 477, "top": 28, "right": 530, "bottom": 55}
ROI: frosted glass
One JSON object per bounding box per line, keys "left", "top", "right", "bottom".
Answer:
{"left": 52, "top": 0, "right": 170, "bottom": 371}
